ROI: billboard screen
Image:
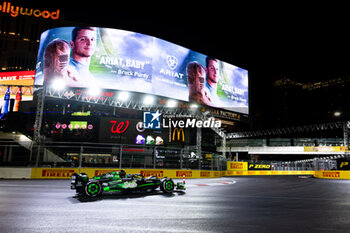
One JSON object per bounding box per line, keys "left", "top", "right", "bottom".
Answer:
{"left": 0, "top": 71, "right": 34, "bottom": 115}
{"left": 34, "top": 27, "right": 248, "bottom": 114}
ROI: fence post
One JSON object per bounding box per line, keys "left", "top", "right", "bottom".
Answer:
{"left": 119, "top": 145, "right": 123, "bottom": 169}
{"left": 79, "top": 145, "right": 83, "bottom": 168}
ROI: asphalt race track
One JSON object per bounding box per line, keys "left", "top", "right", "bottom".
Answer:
{"left": 1, "top": 176, "right": 350, "bottom": 233}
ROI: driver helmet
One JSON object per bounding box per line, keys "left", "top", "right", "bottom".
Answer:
{"left": 119, "top": 169, "right": 126, "bottom": 178}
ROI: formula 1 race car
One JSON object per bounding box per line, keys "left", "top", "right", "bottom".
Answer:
{"left": 71, "top": 170, "right": 186, "bottom": 197}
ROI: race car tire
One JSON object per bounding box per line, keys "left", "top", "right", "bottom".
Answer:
{"left": 84, "top": 181, "right": 101, "bottom": 197}
{"left": 160, "top": 178, "right": 174, "bottom": 193}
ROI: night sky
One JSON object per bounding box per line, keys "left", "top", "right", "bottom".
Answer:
{"left": 22, "top": 2, "right": 349, "bottom": 83}
{"left": 49, "top": 3, "right": 350, "bottom": 84}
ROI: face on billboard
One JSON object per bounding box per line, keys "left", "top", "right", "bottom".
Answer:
{"left": 35, "top": 27, "right": 249, "bottom": 114}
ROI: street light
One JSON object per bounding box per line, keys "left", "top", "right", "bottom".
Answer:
{"left": 118, "top": 91, "right": 130, "bottom": 101}
{"left": 166, "top": 99, "right": 177, "bottom": 108}
{"left": 190, "top": 103, "right": 198, "bottom": 109}
{"left": 143, "top": 95, "right": 154, "bottom": 105}
{"left": 88, "top": 86, "right": 101, "bottom": 96}
{"left": 51, "top": 78, "right": 66, "bottom": 90}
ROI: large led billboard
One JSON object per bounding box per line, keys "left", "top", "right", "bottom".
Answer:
{"left": 34, "top": 27, "right": 248, "bottom": 114}
{"left": 0, "top": 71, "right": 34, "bottom": 116}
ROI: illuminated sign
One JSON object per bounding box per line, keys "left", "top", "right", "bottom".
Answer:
{"left": 71, "top": 111, "right": 90, "bottom": 116}
{"left": 248, "top": 163, "right": 271, "bottom": 170}
{"left": 0, "top": 71, "right": 34, "bottom": 103}
{"left": 136, "top": 122, "right": 145, "bottom": 132}
{"left": 172, "top": 128, "right": 184, "bottom": 142}
{"left": 35, "top": 27, "right": 248, "bottom": 114}
{"left": 146, "top": 135, "right": 155, "bottom": 145}
{"left": 122, "top": 148, "right": 145, "bottom": 152}
{"left": 0, "top": 70, "right": 34, "bottom": 84}
{"left": 0, "top": 2, "right": 60, "bottom": 19}
{"left": 340, "top": 162, "right": 349, "bottom": 168}
{"left": 143, "top": 111, "right": 161, "bottom": 129}
{"left": 135, "top": 135, "right": 145, "bottom": 144}
{"left": 55, "top": 122, "right": 93, "bottom": 130}
{"left": 163, "top": 117, "right": 221, "bottom": 128}
{"left": 109, "top": 120, "right": 129, "bottom": 134}
{"left": 155, "top": 136, "right": 163, "bottom": 145}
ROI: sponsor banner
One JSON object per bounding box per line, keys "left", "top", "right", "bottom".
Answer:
{"left": 304, "top": 146, "right": 346, "bottom": 152}
{"left": 0, "top": 71, "right": 34, "bottom": 102}
{"left": 200, "top": 171, "right": 211, "bottom": 177}
{"left": 248, "top": 163, "right": 271, "bottom": 170}
{"left": 32, "top": 168, "right": 350, "bottom": 179}
{"left": 140, "top": 170, "right": 164, "bottom": 178}
{"left": 30, "top": 168, "right": 224, "bottom": 179}
{"left": 35, "top": 27, "right": 248, "bottom": 113}
{"left": 322, "top": 171, "right": 340, "bottom": 178}
{"left": 176, "top": 171, "right": 193, "bottom": 178}
{"left": 31, "top": 168, "right": 78, "bottom": 179}
{"left": 313, "top": 171, "right": 350, "bottom": 179}
{"left": 19, "top": 168, "right": 350, "bottom": 179}
{"left": 338, "top": 161, "right": 350, "bottom": 170}
{"left": 227, "top": 161, "right": 248, "bottom": 171}
{"left": 94, "top": 169, "right": 117, "bottom": 176}
{"left": 0, "top": 71, "right": 35, "bottom": 85}
{"left": 202, "top": 107, "right": 248, "bottom": 122}
{"left": 226, "top": 170, "right": 315, "bottom": 176}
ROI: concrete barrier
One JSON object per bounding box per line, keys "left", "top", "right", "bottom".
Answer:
{"left": 0, "top": 167, "right": 32, "bottom": 179}
{"left": 2, "top": 167, "right": 350, "bottom": 180}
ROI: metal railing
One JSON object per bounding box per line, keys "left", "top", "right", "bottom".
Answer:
{"left": 0, "top": 141, "right": 227, "bottom": 171}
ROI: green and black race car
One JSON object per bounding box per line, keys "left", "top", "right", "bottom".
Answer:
{"left": 71, "top": 170, "right": 186, "bottom": 197}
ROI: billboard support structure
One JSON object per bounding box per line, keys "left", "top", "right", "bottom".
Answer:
{"left": 344, "top": 122, "right": 349, "bottom": 150}
{"left": 44, "top": 87, "right": 200, "bottom": 117}
{"left": 196, "top": 127, "right": 201, "bottom": 169}
{"left": 32, "top": 86, "right": 45, "bottom": 167}
{"left": 42, "top": 86, "right": 229, "bottom": 159}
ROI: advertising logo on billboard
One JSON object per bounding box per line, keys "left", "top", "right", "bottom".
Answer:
{"left": 0, "top": 71, "right": 35, "bottom": 117}
{"left": 136, "top": 122, "right": 145, "bottom": 132}
{"left": 248, "top": 163, "right": 271, "bottom": 170}
{"left": 172, "top": 128, "right": 184, "bottom": 142}
{"left": 135, "top": 135, "right": 145, "bottom": 144}
{"left": 143, "top": 111, "right": 161, "bottom": 129}
{"left": 110, "top": 120, "right": 129, "bottom": 133}
{"left": 143, "top": 111, "right": 222, "bottom": 129}
{"left": 35, "top": 27, "right": 249, "bottom": 114}
{"left": 167, "top": 56, "right": 178, "bottom": 70}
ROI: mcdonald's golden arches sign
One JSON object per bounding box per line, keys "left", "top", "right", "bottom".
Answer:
{"left": 172, "top": 128, "right": 185, "bottom": 142}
